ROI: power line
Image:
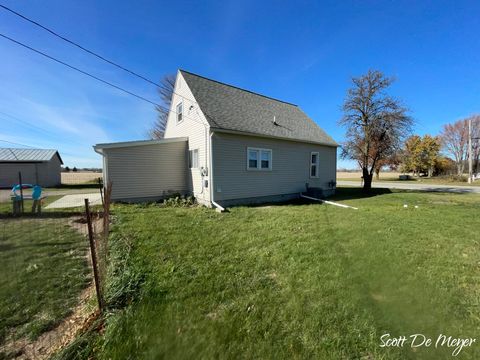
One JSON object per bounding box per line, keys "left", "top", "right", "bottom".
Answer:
{"left": 1, "top": 111, "right": 57, "bottom": 135}
{"left": 0, "top": 4, "right": 200, "bottom": 107}
{"left": 0, "top": 139, "right": 35, "bottom": 148}
{"left": 0, "top": 3, "right": 161, "bottom": 87}
{"left": 0, "top": 33, "right": 211, "bottom": 128}
{"left": 0, "top": 111, "right": 87, "bottom": 147}
{"left": 0, "top": 138, "right": 96, "bottom": 158}
{"left": 0, "top": 32, "right": 163, "bottom": 107}
{"left": 0, "top": 32, "right": 211, "bottom": 130}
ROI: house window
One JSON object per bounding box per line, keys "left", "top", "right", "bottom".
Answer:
{"left": 310, "top": 152, "right": 319, "bottom": 177}
{"left": 176, "top": 102, "right": 183, "bottom": 124}
{"left": 247, "top": 147, "right": 272, "bottom": 170}
{"left": 189, "top": 149, "right": 199, "bottom": 168}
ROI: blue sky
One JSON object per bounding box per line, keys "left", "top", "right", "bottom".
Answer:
{"left": 0, "top": 0, "right": 479, "bottom": 168}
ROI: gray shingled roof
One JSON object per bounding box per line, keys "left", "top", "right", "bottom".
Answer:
{"left": 0, "top": 148, "right": 63, "bottom": 164}
{"left": 180, "top": 70, "right": 337, "bottom": 146}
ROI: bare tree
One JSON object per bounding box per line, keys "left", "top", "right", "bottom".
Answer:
{"left": 440, "top": 119, "right": 468, "bottom": 175}
{"left": 339, "top": 70, "right": 412, "bottom": 191}
{"left": 149, "top": 74, "right": 176, "bottom": 139}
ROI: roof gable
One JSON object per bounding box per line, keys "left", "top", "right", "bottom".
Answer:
{"left": 0, "top": 148, "right": 63, "bottom": 164}
{"left": 179, "top": 70, "right": 337, "bottom": 146}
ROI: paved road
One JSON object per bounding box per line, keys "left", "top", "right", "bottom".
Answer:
{"left": 338, "top": 180, "right": 480, "bottom": 193}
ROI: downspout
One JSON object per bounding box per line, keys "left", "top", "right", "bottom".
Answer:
{"left": 209, "top": 131, "right": 225, "bottom": 212}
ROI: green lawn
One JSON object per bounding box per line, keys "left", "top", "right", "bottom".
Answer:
{"left": 68, "top": 188, "right": 480, "bottom": 359}
{"left": 0, "top": 216, "right": 91, "bottom": 355}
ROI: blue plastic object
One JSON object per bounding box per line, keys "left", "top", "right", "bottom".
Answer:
{"left": 32, "top": 185, "right": 42, "bottom": 200}
{"left": 11, "top": 184, "right": 42, "bottom": 199}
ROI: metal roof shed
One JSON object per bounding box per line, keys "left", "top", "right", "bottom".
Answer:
{"left": 0, "top": 148, "right": 63, "bottom": 188}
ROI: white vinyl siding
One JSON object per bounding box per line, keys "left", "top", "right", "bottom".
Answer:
{"left": 212, "top": 132, "right": 336, "bottom": 201}
{"left": 103, "top": 141, "right": 188, "bottom": 201}
{"left": 163, "top": 71, "right": 211, "bottom": 204}
{"left": 310, "top": 152, "right": 319, "bottom": 177}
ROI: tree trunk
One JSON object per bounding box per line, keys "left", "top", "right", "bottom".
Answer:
{"left": 428, "top": 166, "right": 433, "bottom": 178}
{"left": 375, "top": 167, "right": 380, "bottom": 180}
{"left": 362, "top": 167, "right": 372, "bottom": 191}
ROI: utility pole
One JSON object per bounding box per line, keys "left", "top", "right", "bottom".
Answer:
{"left": 468, "top": 118, "right": 472, "bottom": 184}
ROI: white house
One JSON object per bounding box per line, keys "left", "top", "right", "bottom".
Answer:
{"left": 94, "top": 70, "right": 338, "bottom": 208}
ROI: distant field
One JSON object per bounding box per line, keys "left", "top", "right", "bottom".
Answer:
{"left": 61, "top": 172, "right": 102, "bottom": 185}
{"left": 337, "top": 171, "right": 402, "bottom": 180}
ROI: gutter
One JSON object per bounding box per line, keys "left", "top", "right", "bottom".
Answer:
{"left": 94, "top": 137, "right": 188, "bottom": 150}
{"left": 93, "top": 146, "right": 103, "bottom": 155}
{"left": 210, "top": 127, "right": 339, "bottom": 148}
{"left": 93, "top": 145, "right": 108, "bottom": 188}
{"left": 209, "top": 131, "right": 225, "bottom": 212}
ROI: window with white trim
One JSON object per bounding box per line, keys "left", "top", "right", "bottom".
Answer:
{"left": 310, "top": 152, "right": 319, "bottom": 177}
{"left": 247, "top": 148, "right": 272, "bottom": 170}
{"left": 189, "top": 149, "right": 199, "bottom": 168}
{"left": 176, "top": 102, "right": 183, "bottom": 124}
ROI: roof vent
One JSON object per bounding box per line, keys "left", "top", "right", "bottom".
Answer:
{"left": 273, "top": 115, "right": 279, "bottom": 126}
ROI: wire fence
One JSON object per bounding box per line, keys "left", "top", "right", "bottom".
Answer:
{"left": 0, "top": 172, "right": 111, "bottom": 359}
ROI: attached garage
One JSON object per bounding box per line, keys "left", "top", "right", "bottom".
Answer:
{"left": 94, "top": 138, "right": 189, "bottom": 202}
{"left": 0, "top": 148, "right": 63, "bottom": 188}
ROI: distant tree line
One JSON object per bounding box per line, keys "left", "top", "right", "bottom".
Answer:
{"left": 399, "top": 115, "right": 480, "bottom": 178}
{"left": 62, "top": 167, "right": 102, "bottom": 173}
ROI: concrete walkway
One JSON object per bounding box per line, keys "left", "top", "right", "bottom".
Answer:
{"left": 337, "top": 180, "right": 480, "bottom": 193}
{"left": 0, "top": 188, "right": 99, "bottom": 203}
{"left": 45, "top": 193, "right": 102, "bottom": 209}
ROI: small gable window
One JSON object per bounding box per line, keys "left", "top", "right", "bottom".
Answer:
{"left": 310, "top": 152, "right": 319, "bottom": 177}
{"left": 189, "top": 149, "right": 199, "bottom": 168}
{"left": 176, "top": 102, "right": 183, "bottom": 124}
{"left": 247, "top": 147, "right": 272, "bottom": 171}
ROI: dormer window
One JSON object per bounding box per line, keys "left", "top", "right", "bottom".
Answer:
{"left": 176, "top": 102, "right": 183, "bottom": 124}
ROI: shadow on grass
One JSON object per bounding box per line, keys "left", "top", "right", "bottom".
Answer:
{"left": 227, "top": 188, "right": 395, "bottom": 210}
{"left": 241, "top": 198, "right": 313, "bottom": 209}
{"left": 53, "top": 183, "right": 102, "bottom": 189}
{"left": 0, "top": 211, "right": 86, "bottom": 220}
{"left": 331, "top": 187, "right": 392, "bottom": 201}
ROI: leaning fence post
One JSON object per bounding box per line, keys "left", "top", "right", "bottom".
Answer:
{"left": 18, "top": 172, "right": 24, "bottom": 213}
{"left": 85, "top": 198, "right": 104, "bottom": 312}
{"left": 98, "top": 177, "right": 104, "bottom": 208}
